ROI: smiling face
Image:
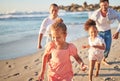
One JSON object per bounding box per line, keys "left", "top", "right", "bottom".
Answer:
{"left": 49, "top": 5, "right": 59, "bottom": 17}
{"left": 88, "top": 26, "right": 98, "bottom": 39}
{"left": 100, "top": 1, "right": 109, "bottom": 13}
{"left": 50, "top": 21, "right": 67, "bottom": 46}
{"left": 51, "top": 29, "right": 66, "bottom": 46}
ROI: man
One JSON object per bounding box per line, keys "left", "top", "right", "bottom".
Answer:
{"left": 90, "top": 0, "right": 120, "bottom": 65}
{"left": 37, "top": 3, "right": 59, "bottom": 49}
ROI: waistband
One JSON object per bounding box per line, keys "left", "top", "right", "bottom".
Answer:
{"left": 99, "top": 29, "right": 111, "bottom": 33}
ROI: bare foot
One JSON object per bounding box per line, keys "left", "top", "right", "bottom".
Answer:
{"left": 102, "top": 60, "right": 110, "bottom": 66}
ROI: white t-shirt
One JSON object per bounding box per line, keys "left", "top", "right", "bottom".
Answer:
{"left": 90, "top": 8, "right": 120, "bottom": 32}
{"left": 39, "top": 17, "right": 55, "bottom": 36}
{"left": 88, "top": 36, "right": 105, "bottom": 55}
{"left": 90, "top": 9, "right": 110, "bottom": 31}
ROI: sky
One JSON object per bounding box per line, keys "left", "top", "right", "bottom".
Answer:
{"left": 0, "top": 0, "right": 120, "bottom": 13}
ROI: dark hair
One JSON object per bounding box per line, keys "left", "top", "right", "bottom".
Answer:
{"left": 50, "top": 3, "right": 59, "bottom": 9}
{"left": 100, "top": 0, "right": 109, "bottom": 3}
{"left": 84, "top": 19, "right": 96, "bottom": 31}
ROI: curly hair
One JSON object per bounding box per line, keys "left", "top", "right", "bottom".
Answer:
{"left": 84, "top": 19, "right": 96, "bottom": 31}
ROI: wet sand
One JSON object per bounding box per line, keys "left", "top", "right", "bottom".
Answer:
{"left": 0, "top": 28, "right": 120, "bottom": 81}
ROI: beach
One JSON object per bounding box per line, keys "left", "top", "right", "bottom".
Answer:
{"left": 0, "top": 11, "right": 88, "bottom": 60}
{"left": 0, "top": 28, "right": 120, "bottom": 81}
{"left": 0, "top": 11, "right": 119, "bottom": 60}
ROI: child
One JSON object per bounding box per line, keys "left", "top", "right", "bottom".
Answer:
{"left": 82, "top": 19, "right": 106, "bottom": 81}
{"left": 46, "top": 17, "right": 63, "bottom": 40}
{"left": 38, "top": 19, "right": 87, "bottom": 81}
{"left": 37, "top": 3, "right": 60, "bottom": 49}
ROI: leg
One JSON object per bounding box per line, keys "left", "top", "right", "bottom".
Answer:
{"left": 104, "top": 30, "right": 111, "bottom": 58}
{"left": 102, "top": 57, "right": 110, "bottom": 66}
{"left": 95, "top": 62, "right": 100, "bottom": 77}
{"left": 103, "top": 30, "right": 111, "bottom": 65}
{"left": 89, "top": 60, "right": 96, "bottom": 81}
{"left": 99, "top": 30, "right": 111, "bottom": 65}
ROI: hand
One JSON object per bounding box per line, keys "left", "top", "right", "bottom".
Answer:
{"left": 37, "top": 44, "right": 42, "bottom": 49}
{"left": 38, "top": 75, "right": 43, "bottom": 81}
{"left": 82, "top": 45, "right": 86, "bottom": 49}
{"left": 38, "top": 72, "right": 44, "bottom": 81}
{"left": 82, "top": 45, "right": 90, "bottom": 49}
{"left": 81, "top": 63, "right": 87, "bottom": 71}
{"left": 38, "top": 79, "right": 43, "bottom": 81}
{"left": 113, "top": 32, "right": 119, "bottom": 39}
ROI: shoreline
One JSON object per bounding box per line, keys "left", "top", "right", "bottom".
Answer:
{"left": 0, "top": 11, "right": 119, "bottom": 60}
{"left": 0, "top": 23, "right": 87, "bottom": 60}
{"left": 0, "top": 28, "right": 120, "bottom": 81}
{"left": 0, "top": 34, "right": 38, "bottom": 60}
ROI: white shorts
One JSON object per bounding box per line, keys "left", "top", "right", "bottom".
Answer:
{"left": 88, "top": 48, "right": 104, "bottom": 63}
{"left": 89, "top": 53, "right": 104, "bottom": 63}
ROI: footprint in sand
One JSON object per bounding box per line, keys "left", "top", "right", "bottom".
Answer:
{"left": 6, "top": 61, "right": 9, "bottom": 64}
{"left": 104, "top": 77, "right": 115, "bottom": 81}
{"left": 34, "top": 72, "right": 38, "bottom": 76}
{"left": 34, "top": 59, "right": 39, "bottom": 62}
{"left": 114, "top": 65, "right": 120, "bottom": 71}
{"left": 28, "top": 77, "right": 34, "bottom": 81}
{"left": 24, "top": 65, "right": 28, "bottom": 69}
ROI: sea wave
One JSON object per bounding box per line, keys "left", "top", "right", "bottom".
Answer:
{"left": 0, "top": 12, "right": 48, "bottom": 19}
{"left": 0, "top": 11, "right": 89, "bottom": 20}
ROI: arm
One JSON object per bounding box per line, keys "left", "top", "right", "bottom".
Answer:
{"left": 112, "top": 9, "right": 120, "bottom": 39}
{"left": 73, "top": 54, "right": 87, "bottom": 71}
{"left": 113, "top": 24, "right": 120, "bottom": 39}
{"left": 92, "top": 43, "right": 105, "bottom": 50}
{"left": 82, "top": 45, "right": 90, "bottom": 49}
{"left": 38, "top": 53, "right": 49, "bottom": 81}
{"left": 113, "top": 32, "right": 119, "bottom": 39}
{"left": 37, "top": 33, "right": 43, "bottom": 49}
{"left": 73, "top": 54, "right": 84, "bottom": 65}
{"left": 38, "top": 42, "right": 53, "bottom": 81}
{"left": 37, "top": 18, "right": 48, "bottom": 49}
{"left": 70, "top": 44, "right": 87, "bottom": 71}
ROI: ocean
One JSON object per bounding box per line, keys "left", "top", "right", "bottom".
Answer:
{"left": 0, "top": 11, "right": 119, "bottom": 60}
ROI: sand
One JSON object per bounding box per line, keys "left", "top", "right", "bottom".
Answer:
{"left": 0, "top": 28, "right": 120, "bottom": 81}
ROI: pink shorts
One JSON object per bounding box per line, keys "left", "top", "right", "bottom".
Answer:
{"left": 48, "top": 75, "right": 73, "bottom": 81}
